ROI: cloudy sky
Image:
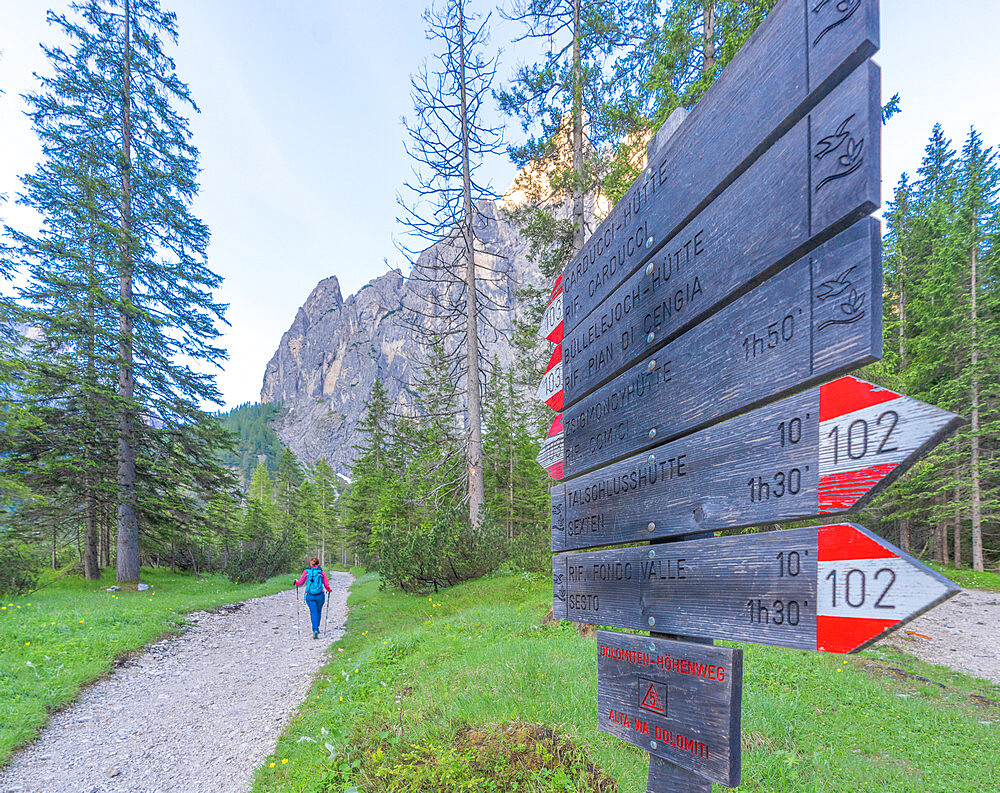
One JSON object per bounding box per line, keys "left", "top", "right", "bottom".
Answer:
{"left": 1, "top": 0, "right": 998, "bottom": 410}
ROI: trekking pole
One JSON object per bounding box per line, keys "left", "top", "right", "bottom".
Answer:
{"left": 295, "top": 584, "right": 300, "bottom": 639}
{"left": 323, "top": 591, "right": 331, "bottom": 636}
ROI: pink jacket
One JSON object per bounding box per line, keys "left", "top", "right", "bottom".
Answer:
{"left": 295, "top": 568, "right": 331, "bottom": 593}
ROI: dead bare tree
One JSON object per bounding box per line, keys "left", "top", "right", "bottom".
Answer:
{"left": 397, "top": 0, "right": 506, "bottom": 527}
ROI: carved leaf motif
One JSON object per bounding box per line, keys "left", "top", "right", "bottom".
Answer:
{"left": 812, "top": 0, "right": 862, "bottom": 46}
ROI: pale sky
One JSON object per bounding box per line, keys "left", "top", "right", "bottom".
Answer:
{"left": 1, "top": 0, "right": 998, "bottom": 410}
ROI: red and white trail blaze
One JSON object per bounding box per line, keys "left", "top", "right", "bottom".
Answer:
{"left": 535, "top": 343, "right": 563, "bottom": 411}
{"left": 814, "top": 523, "right": 957, "bottom": 653}
{"left": 817, "top": 378, "right": 954, "bottom": 513}
{"left": 538, "top": 274, "right": 564, "bottom": 343}
{"left": 536, "top": 413, "right": 564, "bottom": 481}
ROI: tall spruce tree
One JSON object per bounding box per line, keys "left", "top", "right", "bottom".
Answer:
{"left": 13, "top": 0, "right": 230, "bottom": 583}
{"left": 342, "top": 379, "right": 393, "bottom": 562}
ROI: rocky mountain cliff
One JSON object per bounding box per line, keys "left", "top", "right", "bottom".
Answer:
{"left": 260, "top": 200, "right": 543, "bottom": 476}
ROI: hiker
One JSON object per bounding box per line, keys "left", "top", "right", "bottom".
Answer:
{"left": 294, "top": 558, "right": 332, "bottom": 639}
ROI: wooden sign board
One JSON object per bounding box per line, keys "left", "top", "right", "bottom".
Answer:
{"left": 598, "top": 632, "right": 742, "bottom": 786}
{"left": 648, "top": 756, "right": 712, "bottom": 793}
{"left": 561, "top": 62, "right": 881, "bottom": 407}
{"left": 561, "top": 0, "right": 879, "bottom": 333}
{"left": 555, "top": 523, "right": 960, "bottom": 653}
{"left": 562, "top": 218, "right": 881, "bottom": 478}
{"left": 551, "top": 377, "right": 963, "bottom": 552}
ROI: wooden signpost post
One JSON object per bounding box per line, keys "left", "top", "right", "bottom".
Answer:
{"left": 532, "top": 1, "right": 963, "bottom": 790}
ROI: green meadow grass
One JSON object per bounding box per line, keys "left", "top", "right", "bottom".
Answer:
{"left": 925, "top": 562, "right": 1000, "bottom": 592}
{"left": 255, "top": 572, "right": 1000, "bottom": 793}
{"left": 0, "top": 567, "right": 287, "bottom": 765}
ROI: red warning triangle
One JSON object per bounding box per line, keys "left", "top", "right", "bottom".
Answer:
{"left": 640, "top": 683, "right": 665, "bottom": 714}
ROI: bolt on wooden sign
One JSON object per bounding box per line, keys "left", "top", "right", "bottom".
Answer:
{"left": 532, "top": 0, "right": 963, "bottom": 790}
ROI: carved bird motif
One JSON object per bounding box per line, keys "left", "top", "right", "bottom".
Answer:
{"left": 816, "top": 265, "right": 856, "bottom": 300}
{"left": 815, "top": 115, "right": 856, "bottom": 160}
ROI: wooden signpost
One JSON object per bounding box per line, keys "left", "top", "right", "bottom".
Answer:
{"left": 551, "top": 376, "right": 963, "bottom": 552}
{"left": 597, "top": 632, "right": 742, "bottom": 785}
{"left": 531, "top": 0, "right": 963, "bottom": 790}
{"left": 562, "top": 218, "right": 882, "bottom": 478}
{"left": 561, "top": 0, "right": 878, "bottom": 333}
{"left": 554, "top": 523, "right": 960, "bottom": 652}
{"left": 562, "top": 64, "right": 881, "bottom": 407}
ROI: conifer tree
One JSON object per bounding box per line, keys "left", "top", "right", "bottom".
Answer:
{"left": 311, "top": 458, "right": 341, "bottom": 566}
{"left": 953, "top": 128, "right": 999, "bottom": 571}
{"left": 342, "top": 379, "right": 394, "bottom": 561}
{"left": 17, "top": 0, "right": 229, "bottom": 584}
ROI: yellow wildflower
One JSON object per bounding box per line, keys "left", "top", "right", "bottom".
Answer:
{"left": 24, "top": 642, "right": 29, "bottom": 646}
{"left": 269, "top": 762, "right": 275, "bottom": 768}
{"left": 281, "top": 758, "right": 288, "bottom": 765}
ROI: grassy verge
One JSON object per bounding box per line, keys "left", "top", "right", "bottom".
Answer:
{"left": 254, "top": 573, "right": 1000, "bottom": 793}
{"left": 0, "top": 567, "right": 288, "bottom": 765}
{"left": 924, "top": 561, "right": 1000, "bottom": 592}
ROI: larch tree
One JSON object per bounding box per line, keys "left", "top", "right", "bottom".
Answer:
{"left": 398, "top": 0, "right": 504, "bottom": 528}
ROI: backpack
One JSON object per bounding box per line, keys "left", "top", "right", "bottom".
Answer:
{"left": 305, "top": 567, "right": 324, "bottom": 595}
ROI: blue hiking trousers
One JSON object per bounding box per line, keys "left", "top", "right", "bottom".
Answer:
{"left": 305, "top": 590, "right": 325, "bottom": 632}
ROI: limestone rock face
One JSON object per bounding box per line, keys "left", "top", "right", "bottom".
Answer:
{"left": 260, "top": 201, "right": 542, "bottom": 476}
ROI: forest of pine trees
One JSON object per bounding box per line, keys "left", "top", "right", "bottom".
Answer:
{"left": 1, "top": 0, "right": 997, "bottom": 597}
{"left": 861, "top": 124, "right": 1000, "bottom": 573}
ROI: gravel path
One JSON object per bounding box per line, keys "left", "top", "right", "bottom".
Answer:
{"left": 877, "top": 587, "right": 1000, "bottom": 685}
{"left": 0, "top": 573, "right": 351, "bottom": 793}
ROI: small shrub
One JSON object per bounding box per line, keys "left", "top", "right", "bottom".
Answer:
{"left": 224, "top": 502, "right": 297, "bottom": 583}
{"left": 374, "top": 509, "right": 509, "bottom": 593}
{"left": 313, "top": 721, "right": 618, "bottom": 793}
{"left": 0, "top": 537, "right": 39, "bottom": 597}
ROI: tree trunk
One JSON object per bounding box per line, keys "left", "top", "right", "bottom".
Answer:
{"left": 83, "top": 184, "right": 100, "bottom": 581}
{"left": 703, "top": 2, "right": 716, "bottom": 74}
{"left": 116, "top": 0, "right": 140, "bottom": 584}
{"left": 953, "top": 478, "right": 962, "bottom": 568}
{"left": 969, "top": 217, "right": 984, "bottom": 571}
{"left": 898, "top": 283, "right": 906, "bottom": 368}
{"left": 571, "top": 0, "right": 585, "bottom": 252}
{"left": 52, "top": 525, "right": 57, "bottom": 569}
{"left": 458, "top": 1, "right": 485, "bottom": 528}
{"left": 101, "top": 507, "right": 112, "bottom": 568}
{"left": 899, "top": 517, "right": 910, "bottom": 554}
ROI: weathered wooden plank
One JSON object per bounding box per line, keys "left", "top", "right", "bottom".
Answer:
{"left": 598, "top": 632, "right": 742, "bottom": 786}
{"left": 562, "top": 0, "right": 879, "bottom": 333}
{"left": 561, "top": 62, "right": 881, "bottom": 407}
{"left": 562, "top": 218, "right": 881, "bottom": 478}
{"left": 552, "top": 523, "right": 960, "bottom": 653}
{"left": 551, "top": 377, "right": 963, "bottom": 552}
{"left": 648, "top": 756, "right": 712, "bottom": 793}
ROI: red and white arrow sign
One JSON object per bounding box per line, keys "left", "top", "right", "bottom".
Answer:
{"left": 815, "top": 523, "right": 959, "bottom": 652}
{"left": 817, "top": 378, "right": 956, "bottom": 513}
{"left": 536, "top": 412, "right": 564, "bottom": 480}
{"left": 535, "top": 342, "right": 563, "bottom": 411}
{"left": 537, "top": 275, "right": 564, "bottom": 343}
{"left": 553, "top": 522, "right": 960, "bottom": 655}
